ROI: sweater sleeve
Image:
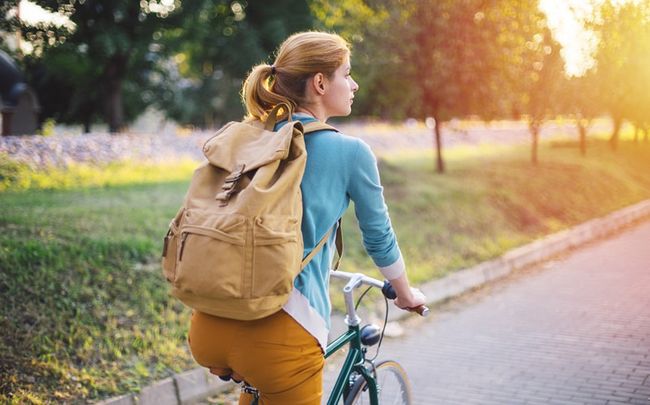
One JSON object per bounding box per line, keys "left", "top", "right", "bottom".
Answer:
{"left": 346, "top": 139, "right": 405, "bottom": 280}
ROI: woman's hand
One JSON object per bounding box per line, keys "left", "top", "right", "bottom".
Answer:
{"left": 388, "top": 273, "right": 428, "bottom": 311}
{"left": 394, "top": 287, "right": 427, "bottom": 311}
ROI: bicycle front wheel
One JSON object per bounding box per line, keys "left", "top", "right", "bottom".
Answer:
{"left": 344, "top": 360, "right": 412, "bottom": 405}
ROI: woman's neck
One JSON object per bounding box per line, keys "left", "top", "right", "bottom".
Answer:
{"left": 295, "top": 106, "right": 328, "bottom": 122}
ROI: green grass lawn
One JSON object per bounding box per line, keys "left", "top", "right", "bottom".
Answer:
{"left": 1, "top": 138, "right": 650, "bottom": 403}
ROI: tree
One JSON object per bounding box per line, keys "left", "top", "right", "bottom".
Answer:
{"left": 2, "top": 0, "right": 195, "bottom": 132}
{"left": 489, "top": 1, "right": 564, "bottom": 165}
{"left": 520, "top": 28, "right": 564, "bottom": 165}
{"left": 360, "top": 0, "right": 508, "bottom": 173}
{"left": 590, "top": 1, "right": 650, "bottom": 150}
{"left": 561, "top": 71, "right": 601, "bottom": 156}
{"left": 409, "top": 0, "right": 515, "bottom": 172}
{"left": 625, "top": 8, "right": 650, "bottom": 144}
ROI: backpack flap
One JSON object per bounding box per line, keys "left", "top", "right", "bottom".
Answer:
{"left": 202, "top": 120, "right": 304, "bottom": 174}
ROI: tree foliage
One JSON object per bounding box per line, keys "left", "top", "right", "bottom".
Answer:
{"left": 2, "top": 0, "right": 187, "bottom": 132}
{"left": 155, "top": 0, "right": 314, "bottom": 127}
{"left": 309, "top": 0, "right": 400, "bottom": 119}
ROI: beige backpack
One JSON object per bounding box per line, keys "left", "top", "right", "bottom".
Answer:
{"left": 162, "top": 105, "right": 342, "bottom": 320}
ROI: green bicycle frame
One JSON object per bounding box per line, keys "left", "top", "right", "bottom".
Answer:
{"left": 324, "top": 323, "right": 379, "bottom": 405}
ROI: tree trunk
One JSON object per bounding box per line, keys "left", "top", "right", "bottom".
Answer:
{"left": 634, "top": 126, "right": 640, "bottom": 143}
{"left": 609, "top": 116, "right": 622, "bottom": 151}
{"left": 433, "top": 120, "right": 445, "bottom": 173}
{"left": 644, "top": 128, "right": 649, "bottom": 143}
{"left": 106, "top": 79, "right": 124, "bottom": 133}
{"left": 1, "top": 112, "right": 12, "bottom": 136}
{"left": 205, "top": 112, "right": 213, "bottom": 130}
{"left": 530, "top": 122, "right": 540, "bottom": 165}
{"left": 103, "top": 54, "right": 128, "bottom": 133}
{"left": 578, "top": 121, "right": 587, "bottom": 157}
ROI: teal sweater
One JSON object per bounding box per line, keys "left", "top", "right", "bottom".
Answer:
{"left": 277, "top": 113, "right": 405, "bottom": 350}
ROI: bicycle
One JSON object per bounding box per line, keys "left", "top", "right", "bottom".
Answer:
{"left": 241, "top": 269, "right": 429, "bottom": 405}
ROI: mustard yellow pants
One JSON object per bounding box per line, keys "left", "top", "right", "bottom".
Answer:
{"left": 188, "top": 309, "right": 325, "bottom": 405}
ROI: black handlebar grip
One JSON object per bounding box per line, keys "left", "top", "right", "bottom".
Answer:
{"left": 382, "top": 280, "right": 397, "bottom": 299}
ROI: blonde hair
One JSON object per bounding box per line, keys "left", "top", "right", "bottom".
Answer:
{"left": 242, "top": 31, "right": 350, "bottom": 121}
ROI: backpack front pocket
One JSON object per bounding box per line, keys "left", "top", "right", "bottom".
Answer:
{"left": 251, "top": 216, "right": 301, "bottom": 298}
{"left": 174, "top": 214, "right": 247, "bottom": 298}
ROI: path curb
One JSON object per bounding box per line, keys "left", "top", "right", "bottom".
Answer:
{"left": 387, "top": 198, "right": 650, "bottom": 323}
{"left": 98, "top": 199, "right": 650, "bottom": 404}
{"left": 97, "top": 368, "right": 234, "bottom": 405}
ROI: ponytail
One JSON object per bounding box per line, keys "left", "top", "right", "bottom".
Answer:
{"left": 242, "top": 64, "right": 297, "bottom": 121}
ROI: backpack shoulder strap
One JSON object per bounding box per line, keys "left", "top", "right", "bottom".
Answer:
{"left": 303, "top": 121, "right": 339, "bottom": 134}
{"left": 301, "top": 219, "right": 344, "bottom": 270}
{"left": 298, "top": 121, "right": 343, "bottom": 270}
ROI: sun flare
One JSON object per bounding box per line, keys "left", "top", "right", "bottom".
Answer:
{"left": 539, "top": 0, "right": 600, "bottom": 77}
{"left": 539, "top": 0, "right": 646, "bottom": 77}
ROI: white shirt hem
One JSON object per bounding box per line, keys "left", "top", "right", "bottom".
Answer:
{"left": 282, "top": 287, "right": 329, "bottom": 352}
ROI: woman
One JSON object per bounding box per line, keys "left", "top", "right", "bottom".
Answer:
{"left": 188, "top": 31, "right": 426, "bottom": 405}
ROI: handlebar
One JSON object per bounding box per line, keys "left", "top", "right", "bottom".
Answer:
{"left": 330, "top": 270, "right": 429, "bottom": 317}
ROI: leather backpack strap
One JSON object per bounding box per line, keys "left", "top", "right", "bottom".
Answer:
{"left": 264, "top": 102, "right": 294, "bottom": 131}
{"left": 302, "top": 121, "right": 339, "bottom": 134}
{"left": 331, "top": 219, "right": 344, "bottom": 270}
{"left": 301, "top": 219, "right": 344, "bottom": 270}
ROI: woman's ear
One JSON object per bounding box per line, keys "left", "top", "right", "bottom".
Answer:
{"left": 311, "top": 73, "right": 326, "bottom": 96}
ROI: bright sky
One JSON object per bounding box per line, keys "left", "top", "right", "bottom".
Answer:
{"left": 3, "top": 0, "right": 75, "bottom": 54}
{"left": 4, "top": 0, "right": 176, "bottom": 54}
{"left": 6, "top": 0, "right": 75, "bottom": 30}
{"left": 538, "top": 0, "right": 600, "bottom": 77}
{"left": 539, "top": 0, "right": 643, "bottom": 77}
{"left": 8, "top": 0, "right": 175, "bottom": 25}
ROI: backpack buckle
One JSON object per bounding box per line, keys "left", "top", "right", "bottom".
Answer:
{"left": 216, "top": 164, "right": 246, "bottom": 205}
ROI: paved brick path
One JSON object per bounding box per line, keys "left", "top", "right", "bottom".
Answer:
{"left": 324, "top": 221, "right": 650, "bottom": 404}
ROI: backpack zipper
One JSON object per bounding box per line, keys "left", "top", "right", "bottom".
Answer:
{"left": 179, "top": 232, "right": 188, "bottom": 261}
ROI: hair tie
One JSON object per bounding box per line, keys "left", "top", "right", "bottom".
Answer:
{"left": 270, "top": 65, "right": 276, "bottom": 75}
